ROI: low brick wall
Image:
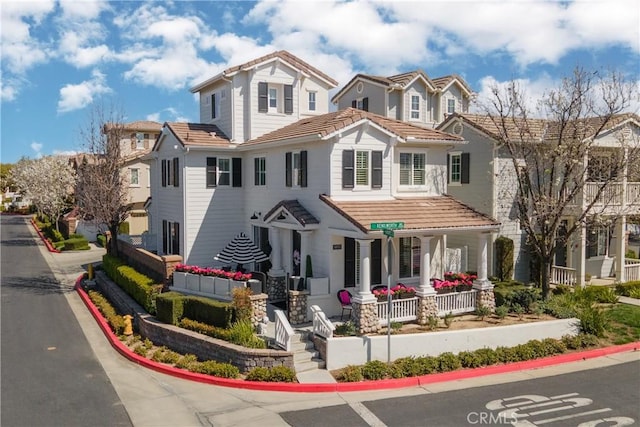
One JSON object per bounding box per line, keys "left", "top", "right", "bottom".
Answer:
{"left": 94, "top": 271, "right": 293, "bottom": 373}
{"left": 115, "top": 239, "right": 181, "bottom": 287}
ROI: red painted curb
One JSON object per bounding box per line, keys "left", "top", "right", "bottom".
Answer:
{"left": 75, "top": 276, "right": 640, "bottom": 393}
{"left": 30, "top": 218, "right": 61, "bottom": 253}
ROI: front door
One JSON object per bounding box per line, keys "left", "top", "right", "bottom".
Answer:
{"left": 292, "top": 230, "right": 301, "bottom": 276}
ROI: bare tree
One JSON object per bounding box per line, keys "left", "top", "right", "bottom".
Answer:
{"left": 483, "top": 67, "right": 639, "bottom": 298}
{"left": 75, "top": 102, "right": 131, "bottom": 256}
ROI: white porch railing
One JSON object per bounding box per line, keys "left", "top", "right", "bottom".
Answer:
{"left": 311, "top": 305, "right": 335, "bottom": 338}
{"left": 274, "top": 310, "right": 294, "bottom": 352}
{"left": 377, "top": 297, "right": 418, "bottom": 326}
{"left": 625, "top": 259, "right": 640, "bottom": 282}
{"left": 117, "top": 233, "right": 156, "bottom": 251}
{"left": 436, "top": 290, "right": 477, "bottom": 316}
{"left": 628, "top": 183, "right": 640, "bottom": 206}
{"left": 551, "top": 266, "right": 577, "bottom": 286}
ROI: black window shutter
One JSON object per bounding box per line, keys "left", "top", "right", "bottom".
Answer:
{"left": 285, "top": 152, "right": 292, "bottom": 187}
{"left": 342, "top": 150, "right": 354, "bottom": 189}
{"left": 363, "top": 97, "right": 369, "bottom": 112}
{"left": 211, "top": 93, "right": 216, "bottom": 119}
{"left": 161, "top": 160, "right": 167, "bottom": 187}
{"left": 173, "top": 158, "right": 179, "bottom": 187}
{"left": 254, "top": 157, "right": 260, "bottom": 185}
{"left": 162, "top": 220, "right": 168, "bottom": 253}
{"left": 300, "top": 150, "right": 307, "bottom": 187}
{"left": 207, "top": 157, "right": 217, "bottom": 187}
{"left": 284, "top": 84, "right": 293, "bottom": 114}
{"left": 372, "top": 150, "right": 383, "bottom": 188}
{"left": 446, "top": 154, "right": 450, "bottom": 184}
{"left": 258, "top": 82, "right": 268, "bottom": 112}
{"left": 461, "top": 153, "right": 470, "bottom": 184}
{"left": 344, "top": 237, "right": 356, "bottom": 287}
{"left": 232, "top": 157, "right": 242, "bottom": 187}
{"left": 173, "top": 222, "right": 180, "bottom": 255}
{"left": 351, "top": 100, "right": 357, "bottom": 108}
{"left": 371, "top": 239, "right": 382, "bottom": 285}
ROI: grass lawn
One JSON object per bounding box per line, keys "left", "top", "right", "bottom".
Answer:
{"left": 605, "top": 303, "right": 640, "bottom": 345}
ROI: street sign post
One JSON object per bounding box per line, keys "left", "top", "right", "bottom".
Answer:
{"left": 371, "top": 222, "right": 405, "bottom": 231}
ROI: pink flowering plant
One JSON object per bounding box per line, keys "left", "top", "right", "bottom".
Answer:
{"left": 174, "top": 263, "right": 251, "bottom": 281}
{"left": 432, "top": 272, "right": 477, "bottom": 293}
{"left": 372, "top": 283, "right": 417, "bottom": 301}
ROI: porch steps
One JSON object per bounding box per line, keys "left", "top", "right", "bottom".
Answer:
{"left": 291, "top": 331, "right": 336, "bottom": 384}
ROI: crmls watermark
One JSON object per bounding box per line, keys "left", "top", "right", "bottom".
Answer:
{"left": 467, "top": 412, "right": 518, "bottom": 425}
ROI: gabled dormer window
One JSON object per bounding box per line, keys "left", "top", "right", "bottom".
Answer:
{"left": 410, "top": 95, "right": 420, "bottom": 120}
{"left": 352, "top": 97, "right": 369, "bottom": 112}
{"left": 259, "top": 82, "right": 293, "bottom": 114}
{"left": 447, "top": 99, "right": 456, "bottom": 114}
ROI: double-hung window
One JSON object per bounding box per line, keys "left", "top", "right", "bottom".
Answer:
{"left": 135, "top": 133, "right": 145, "bottom": 149}
{"left": 342, "top": 150, "right": 382, "bottom": 189}
{"left": 254, "top": 157, "right": 266, "bottom": 186}
{"left": 355, "top": 151, "right": 369, "bottom": 187}
{"left": 130, "top": 168, "right": 139, "bottom": 186}
{"left": 268, "top": 88, "right": 278, "bottom": 111}
{"left": 206, "top": 157, "right": 242, "bottom": 187}
{"left": 308, "top": 91, "right": 316, "bottom": 111}
{"left": 399, "top": 237, "right": 420, "bottom": 278}
{"left": 447, "top": 152, "right": 469, "bottom": 185}
{"left": 399, "top": 153, "right": 425, "bottom": 186}
{"left": 410, "top": 95, "right": 420, "bottom": 120}
{"left": 447, "top": 99, "right": 456, "bottom": 114}
{"left": 285, "top": 151, "right": 307, "bottom": 188}
{"left": 162, "top": 220, "right": 180, "bottom": 255}
{"left": 161, "top": 158, "right": 179, "bottom": 187}
{"left": 258, "top": 82, "right": 293, "bottom": 114}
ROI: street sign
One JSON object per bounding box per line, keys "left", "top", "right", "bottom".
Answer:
{"left": 370, "top": 221, "right": 405, "bottom": 230}
{"left": 383, "top": 229, "right": 394, "bottom": 238}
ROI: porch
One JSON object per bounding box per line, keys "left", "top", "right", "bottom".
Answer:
{"left": 550, "top": 258, "right": 640, "bottom": 286}
{"left": 376, "top": 290, "right": 478, "bottom": 326}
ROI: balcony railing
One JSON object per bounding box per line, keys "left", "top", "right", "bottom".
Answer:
{"left": 569, "top": 182, "right": 640, "bottom": 208}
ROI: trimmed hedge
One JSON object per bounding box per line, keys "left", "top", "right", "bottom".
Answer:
{"left": 96, "top": 234, "right": 107, "bottom": 248}
{"left": 102, "top": 254, "right": 162, "bottom": 314}
{"left": 182, "top": 296, "right": 235, "bottom": 328}
{"left": 155, "top": 292, "right": 185, "bottom": 325}
{"left": 87, "top": 290, "right": 125, "bottom": 335}
{"left": 245, "top": 366, "right": 297, "bottom": 382}
{"left": 495, "top": 236, "right": 514, "bottom": 281}
{"left": 63, "top": 237, "right": 90, "bottom": 251}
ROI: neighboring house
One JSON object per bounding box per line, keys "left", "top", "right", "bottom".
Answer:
{"left": 438, "top": 112, "right": 640, "bottom": 284}
{"left": 146, "top": 51, "right": 500, "bottom": 318}
{"left": 331, "top": 71, "right": 473, "bottom": 128}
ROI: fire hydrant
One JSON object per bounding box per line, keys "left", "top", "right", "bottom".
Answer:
{"left": 123, "top": 315, "right": 134, "bottom": 336}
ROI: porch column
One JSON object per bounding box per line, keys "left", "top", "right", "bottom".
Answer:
{"left": 418, "top": 236, "right": 434, "bottom": 293}
{"left": 269, "top": 227, "right": 283, "bottom": 275}
{"left": 473, "top": 232, "right": 495, "bottom": 312}
{"left": 416, "top": 235, "right": 437, "bottom": 325}
{"left": 351, "top": 238, "right": 378, "bottom": 335}
{"left": 576, "top": 223, "right": 587, "bottom": 288}
{"left": 615, "top": 215, "right": 627, "bottom": 283}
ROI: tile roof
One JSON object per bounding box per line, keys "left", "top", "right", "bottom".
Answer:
{"left": 104, "top": 121, "right": 162, "bottom": 133}
{"left": 430, "top": 74, "right": 473, "bottom": 95}
{"left": 320, "top": 194, "right": 500, "bottom": 233}
{"left": 191, "top": 50, "right": 338, "bottom": 92}
{"left": 244, "top": 108, "right": 463, "bottom": 146}
{"left": 163, "top": 122, "right": 231, "bottom": 148}
{"left": 450, "top": 112, "right": 640, "bottom": 143}
{"left": 387, "top": 70, "right": 434, "bottom": 88}
{"left": 264, "top": 200, "right": 319, "bottom": 227}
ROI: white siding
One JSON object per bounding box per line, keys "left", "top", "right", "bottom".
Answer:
{"left": 335, "top": 81, "right": 387, "bottom": 116}
{"left": 199, "top": 82, "right": 233, "bottom": 139}
{"left": 404, "top": 81, "right": 428, "bottom": 125}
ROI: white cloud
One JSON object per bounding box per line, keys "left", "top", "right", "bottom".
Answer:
{"left": 146, "top": 108, "right": 192, "bottom": 124}
{"left": 31, "top": 142, "right": 43, "bottom": 158}
{"left": 58, "top": 0, "right": 109, "bottom": 20}
{"left": 57, "top": 70, "right": 112, "bottom": 113}
{"left": 58, "top": 29, "right": 111, "bottom": 67}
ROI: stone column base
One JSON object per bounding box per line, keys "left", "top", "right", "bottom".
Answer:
{"left": 473, "top": 279, "right": 496, "bottom": 312}
{"left": 416, "top": 294, "right": 439, "bottom": 325}
{"left": 288, "top": 290, "right": 309, "bottom": 325}
{"left": 249, "top": 293, "right": 268, "bottom": 328}
{"left": 352, "top": 301, "right": 379, "bottom": 335}
{"left": 266, "top": 274, "right": 286, "bottom": 301}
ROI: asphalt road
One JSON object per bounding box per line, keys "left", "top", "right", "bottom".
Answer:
{"left": 0, "top": 215, "right": 131, "bottom": 427}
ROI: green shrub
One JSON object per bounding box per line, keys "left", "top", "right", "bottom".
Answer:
{"left": 227, "top": 319, "right": 266, "bottom": 349}
{"left": 96, "top": 234, "right": 107, "bottom": 248}
{"left": 474, "top": 348, "right": 499, "bottom": 366}
{"left": 245, "top": 366, "right": 270, "bottom": 381}
{"left": 182, "top": 296, "right": 235, "bottom": 328}
{"left": 513, "top": 344, "right": 535, "bottom": 361}
{"left": 151, "top": 347, "right": 181, "bottom": 364}
{"left": 46, "top": 227, "right": 64, "bottom": 243}
{"left": 87, "top": 290, "right": 125, "bottom": 335}
{"left": 475, "top": 305, "right": 491, "bottom": 321}
{"left": 246, "top": 366, "right": 296, "bottom": 382}
{"left": 552, "top": 284, "right": 572, "bottom": 295}
{"left": 493, "top": 284, "right": 530, "bottom": 307}
{"left": 102, "top": 254, "right": 162, "bottom": 314}
{"left": 414, "top": 356, "right": 439, "bottom": 375}
{"left": 443, "top": 312, "right": 454, "bottom": 328}
{"left": 495, "top": 305, "right": 509, "bottom": 320}
{"left": 390, "top": 357, "right": 421, "bottom": 378}
{"left": 179, "top": 318, "right": 232, "bottom": 341}
{"left": 544, "top": 293, "right": 580, "bottom": 318}
{"left": 175, "top": 354, "right": 198, "bottom": 370}
{"left": 337, "top": 365, "right": 363, "bottom": 382}
{"left": 495, "top": 236, "right": 514, "bottom": 281}
{"left": 335, "top": 321, "right": 356, "bottom": 336}
{"left": 133, "top": 344, "right": 149, "bottom": 357}
{"left": 155, "top": 292, "right": 186, "bottom": 325}
{"left": 53, "top": 241, "right": 65, "bottom": 250}
{"left": 118, "top": 221, "right": 130, "bottom": 235}
{"left": 577, "top": 305, "right": 608, "bottom": 337}
{"left": 190, "top": 360, "right": 240, "bottom": 379}
{"left": 512, "top": 304, "right": 525, "bottom": 319}
{"left": 437, "top": 352, "right": 461, "bottom": 372}
{"left": 63, "top": 237, "right": 90, "bottom": 251}
{"left": 509, "top": 288, "right": 541, "bottom": 313}
{"left": 626, "top": 249, "right": 637, "bottom": 259}
{"left": 231, "top": 286, "right": 253, "bottom": 322}
{"left": 541, "top": 338, "right": 567, "bottom": 355}
{"left": 615, "top": 281, "right": 640, "bottom": 297}
{"left": 579, "top": 286, "right": 618, "bottom": 304}
{"left": 562, "top": 333, "right": 599, "bottom": 350}
{"left": 629, "top": 288, "right": 640, "bottom": 299}
{"left": 495, "top": 346, "right": 519, "bottom": 363}
{"left": 458, "top": 351, "right": 482, "bottom": 368}
{"left": 426, "top": 315, "right": 439, "bottom": 331}
{"left": 361, "top": 360, "right": 388, "bottom": 380}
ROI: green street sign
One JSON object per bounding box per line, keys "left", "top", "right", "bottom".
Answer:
{"left": 383, "top": 229, "right": 395, "bottom": 238}
{"left": 370, "top": 221, "right": 405, "bottom": 231}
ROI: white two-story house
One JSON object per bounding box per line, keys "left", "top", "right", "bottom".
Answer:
{"left": 146, "top": 51, "right": 499, "bottom": 318}
{"left": 438, "top": 113, "right": 640, "bottom": 285}
{"left": 331, "top": 71, "right": 473, "bottom": 128}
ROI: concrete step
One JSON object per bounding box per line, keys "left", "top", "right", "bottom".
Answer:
{"left": 294, "top": 358, "right": 326, "bottom": 372}
{"left": 290, "top": 340, "right": 315, "bottom": 352}
{"left": 294, "top": 350, "right": 320, "bottom": 363}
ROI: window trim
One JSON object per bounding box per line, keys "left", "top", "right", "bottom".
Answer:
{"left": 399, "top": 237, "right": 421, "bottom": 279}
{"left": 449, "top": 151, "right": 462, "bottom": 185}
{"left": 254, "top": 156, "right": 266, "bottom": 186}
{"left": 399, "top": 152, "right": 426, "bottom": 187}
{"left": 308, "top": 91, "right": 316, "bottom": 111}
{"left": 129, "top": 168, "right": 140, "bottom": 187}
{"left": 355, "top": 150, "right": 370, "bottom": 188}
{"left": 410, "top": 95, "right": 420, "bottom": 120}
{"left": 447, "top": 98, "right": 456, "bottom": 114}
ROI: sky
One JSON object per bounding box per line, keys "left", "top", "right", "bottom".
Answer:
{"left": 1, "top": 0, "right": 639, "bottom": 164}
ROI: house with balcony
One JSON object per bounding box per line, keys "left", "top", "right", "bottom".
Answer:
{"left": 146, "top": 51, "right": 500, "bottom": 329}
{"left": 438, "top": 112, "right": 640, "bottom": 285}
{"left": 331, "top": 71, "right": 473, "bottom": 128}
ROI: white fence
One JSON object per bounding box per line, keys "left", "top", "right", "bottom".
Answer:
{"left": 376, "top": 297, "right": 418, "bottom": 326}
{"left": 311, "top": 305, "right": 335, "bottom": 338}
{"left": 625, "top": 259, "right": 640, "bottom": 282}
{"left": 551, "top": 265, "right": 577, "bottom": 286}
{"left": 117, "top": 233, "right": 156, "bottom": 251}
{"left": 436, "top": 290, "right": 477, "bottom": 316}
{"left": 274, "top": 309, "right": 294, "bottom": 351}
